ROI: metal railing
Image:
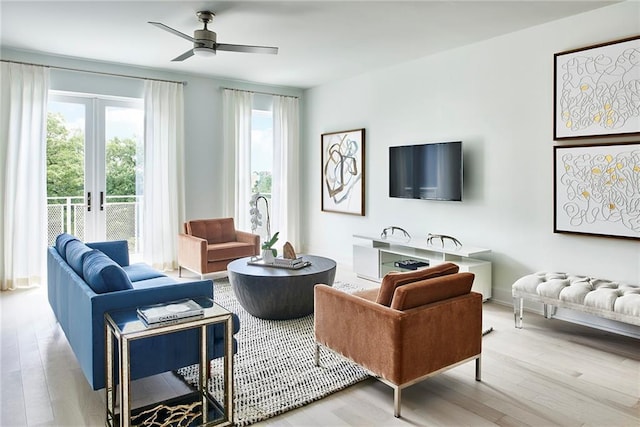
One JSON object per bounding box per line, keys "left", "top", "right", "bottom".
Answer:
{"left": 47, "top": 195, "right": 142, "bottom": 253}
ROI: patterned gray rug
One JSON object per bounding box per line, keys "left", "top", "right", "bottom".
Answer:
{"left": 175, "top": 279, "right": 369, "bottom": 426}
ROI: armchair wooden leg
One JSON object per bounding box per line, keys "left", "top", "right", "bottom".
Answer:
{"left": 475, "top": 356, "right": 482, "bottom": 381}
{"left": 178, "top": 266, "right": 182, "bottom": 278}
{"left": 394, "top": 386, "right": 401, "bottom": 418}
{"left": 314, "top": 343, "right": 320, "bottom": 367}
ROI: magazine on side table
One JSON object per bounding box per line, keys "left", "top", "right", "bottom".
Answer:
{"left": 137, "top": 298, "right": 204, "bottom": 324}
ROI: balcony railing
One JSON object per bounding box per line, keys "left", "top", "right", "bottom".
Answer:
{"left": 47, "top": 195, "right": 142, "bottom": 253}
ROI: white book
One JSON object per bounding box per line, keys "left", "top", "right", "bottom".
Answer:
{"left": 137, "top": 299, "right": 204, "bottom": 324}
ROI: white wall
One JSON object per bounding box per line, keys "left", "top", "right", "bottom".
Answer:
{"left": 0, "top": 48, "right": 302, "bottom": 222}
{"left": 301, "top": 2, "right": 640, "bottom": 316}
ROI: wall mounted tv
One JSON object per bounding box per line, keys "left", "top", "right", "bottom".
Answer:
{"left": 389, "top": 141, "right": 463, "bottom": 201}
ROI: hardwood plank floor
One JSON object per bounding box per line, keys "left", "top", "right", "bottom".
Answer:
{"left": 1, "top": 268, "right": 638, "bottom": 426}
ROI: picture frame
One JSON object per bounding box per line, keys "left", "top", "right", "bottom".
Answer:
{"left": 553, "top": 142, "right": 640, "bottom": 240}
{"left": 321, "top": 128, "right": 365, "bottom": 216}
{"left": 553, "top": 35, "right": 640, "bottom": 140}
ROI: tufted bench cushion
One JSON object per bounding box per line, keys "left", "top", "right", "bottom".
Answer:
{"left": 512, "top": 272, "right": 640, "bottom": 328}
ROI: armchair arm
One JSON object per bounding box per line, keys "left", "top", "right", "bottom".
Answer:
{"left": 236, "top": 230, "right": 260, "bottom": 255}
{"left": 314, "top": 285, "right": 482, "bottom": 385}
{"left": 178, "top": 233, "right": 208, "bottom": 273}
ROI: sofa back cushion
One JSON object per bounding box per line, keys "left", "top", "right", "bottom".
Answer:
{"left": 186, "top": 218, "right": 236, "bottom": 244}
{"left": 55, "top": 233, "right": 78, "bottom": 261}
{"left": 82, "top": 249, "right": 133, "bottom": 294}
{"left": 390, "top": 272, "right": 475, "bottom": 310}
{"left": 66, "top": 239, "right": 93, "bottom": 278}
{"left": 376, "top": 262, "right": 459, "bottom": 306}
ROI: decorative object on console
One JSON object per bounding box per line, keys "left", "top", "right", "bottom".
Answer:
{"left": 321, "top": 128, "right": 365, "bottom": 216}
{"left": 426, "top": 233, "right": 462, "bottom": 248}
{"left": 380, "top": 226, "right": 411, "bottom": 242}
{"left": 282, "top": 241, "right": 297, "bottom": 259}
{"left": 554, "top": 142, "right": 640, "bottom": 240}
{"left": 554, "top": 35, "right": 640, "bottom": 140}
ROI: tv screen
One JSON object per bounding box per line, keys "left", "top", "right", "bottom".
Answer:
{"left": 389, "top": 141, "right": 463, "bottom": 201}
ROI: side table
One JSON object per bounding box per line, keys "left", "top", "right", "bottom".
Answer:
{"left": 104, "top": 297, "right": 234, "bottom": 427}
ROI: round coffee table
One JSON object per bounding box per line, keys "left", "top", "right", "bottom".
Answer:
{"left": 227, "top": 255, "right": 336, "bottom": 320}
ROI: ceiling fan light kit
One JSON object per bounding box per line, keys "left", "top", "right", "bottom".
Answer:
{"left": 149, "top": 10, "right": 278, "bottom": 62}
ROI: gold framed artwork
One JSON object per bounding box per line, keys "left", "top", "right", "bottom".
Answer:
{"left": 554, "top": 142, "right": 640, "bottom": 240}
{"left": 553, "top": 35, "right": 640, "bottom": 140}
{"left": 321, "top": 128, "right": 365, "bottom": 216}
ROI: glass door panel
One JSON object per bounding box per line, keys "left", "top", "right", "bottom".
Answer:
{"left": 104, "top": 105, "right": 144, "bottom": 255}
{"left": 46, "top": 98, "right": 89, "bottom": 245}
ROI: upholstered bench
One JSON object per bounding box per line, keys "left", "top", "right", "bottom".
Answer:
{"left": 512, "top": 272, "right": 640, "bottom": 328}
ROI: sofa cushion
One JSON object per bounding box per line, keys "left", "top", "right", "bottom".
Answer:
{"left": 187, "top": 218, "right": 236, "bottom": 244}
{"left": 123, "top": 264, "right": 167, "bottom": 282}
{"left": 376, "top": 262, "right": 460, "bottom": 306}
{"left": 82, "top": 249, "right": 133, "bottom": 294}
{"left": 390, "top": 272, "right": 475, "bottom": 311}
{"left": 207, "top": 242, "right": 255, "bottom": 262}
{"left": 66, "top": 239, "right": 93, "bottom": 278}
{"left": 55, "top": 233, "right": 78, "bottom": 260}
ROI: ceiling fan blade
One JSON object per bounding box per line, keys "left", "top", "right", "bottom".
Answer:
{"left": 148, "top": 21, "right": 195, "bottom": 43}
{"left": 172, "top": 49, "right": 195, "bottom": 62}
{"left": 216, "top": 43, "right": 278, "bottom": 55}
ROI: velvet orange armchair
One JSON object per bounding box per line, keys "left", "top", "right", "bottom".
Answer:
{"left": 178, "top": 218, "right": 260, "bottom": 278}
{"left": 314, "top": 263, "right": 482, "bottom": 417}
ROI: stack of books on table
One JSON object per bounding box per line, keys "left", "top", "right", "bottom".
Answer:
{"left": 273, "top": 256, "right": 304, "bottom": 268}
{"left": 137, "top": 298, "right": 204, "bottom": 325}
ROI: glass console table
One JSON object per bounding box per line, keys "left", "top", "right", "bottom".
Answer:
{"left": 105, "top": 297, "right": 234, "bottom": 427}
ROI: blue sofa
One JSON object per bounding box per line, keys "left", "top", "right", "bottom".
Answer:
{"left": 47, "top": 233, "right": 239, "bottom": 390}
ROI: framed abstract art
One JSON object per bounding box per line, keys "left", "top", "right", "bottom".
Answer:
{"left": 554, "top": 142, "right": 640, "bottom": 240}
{"left": 321, "top": 128, "right": 365, "bottom": 215}
{"left": 554, "top": 35, "right": 640, "bottom": 140}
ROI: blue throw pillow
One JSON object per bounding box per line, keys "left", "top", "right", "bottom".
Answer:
{"left": 83, "top": 249, "right": 133, "bottom": 294}
{"left": 55, "top": 233, "right": 78, "bottom": 261}
{"left": 66, "top": 239, "right": 93, "bottom": 278}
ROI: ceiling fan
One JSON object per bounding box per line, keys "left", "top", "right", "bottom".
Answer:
{"left": 149, "top": 10, "right": 279, "bottom": 61}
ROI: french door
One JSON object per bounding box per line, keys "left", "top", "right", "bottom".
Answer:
{"left": 46, "top": 92, "right": 144, "bottom": 255}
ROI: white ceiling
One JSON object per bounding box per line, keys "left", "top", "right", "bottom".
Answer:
{"left": 0, "top": 1, "right": 617, "bottom": 89}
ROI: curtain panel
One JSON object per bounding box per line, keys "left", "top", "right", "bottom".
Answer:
{"left": 272, "top": 95, "right": 300, "bottom": 249}
{"left": 142, "top": 80, "right": 185, "bottom": 271}
{"left": 0, "top": 62, "right": 50, "bottom": 290}
{"left": 222, "top": 89, "right": 253, "bottom": 230}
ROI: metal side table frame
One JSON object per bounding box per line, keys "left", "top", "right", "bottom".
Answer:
{"left": 104, "top": 298, "right": 234, "bottom": 427}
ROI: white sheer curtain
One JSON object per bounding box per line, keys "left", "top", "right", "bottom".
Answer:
{"left": 0, "top": 62, "right": 50, "bottom": 290}
{"left": 272, "top": 95, "right": 300, "bottom": 249}
{"left": 222, "top": 89, "right": 253, "bottom": 230}
{"left": 142, "top": 80, "right": 185, "bottom": 271}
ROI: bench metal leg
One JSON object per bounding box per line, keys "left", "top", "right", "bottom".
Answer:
{"left": 514, "top": 297, "right": 523, "bottom": 328}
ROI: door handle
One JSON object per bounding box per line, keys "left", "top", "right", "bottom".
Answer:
{"left": 87, "top": 192, "right": 91, "bottom": 212}
{"left": 100, "top": 192, "right": 104, "bottom": 211}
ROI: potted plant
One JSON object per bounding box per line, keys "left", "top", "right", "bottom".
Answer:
{"left": 261, "top": 232, "right": 279, "bottom": 264}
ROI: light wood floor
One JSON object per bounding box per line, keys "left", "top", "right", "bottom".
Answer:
{"left": 1, "top": 268, "right": 638, "bottom": 426}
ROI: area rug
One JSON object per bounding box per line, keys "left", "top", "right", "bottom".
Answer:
{"left": 175, "top": 279, "right": 369, "bottom": 426}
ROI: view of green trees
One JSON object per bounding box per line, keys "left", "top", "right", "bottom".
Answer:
{"left": 46, "top": 112, "right": 140, "bottom": 201}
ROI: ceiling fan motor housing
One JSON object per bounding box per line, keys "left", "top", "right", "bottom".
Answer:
{"left": 194, "top": 29, "right": 216, "bottom": 49}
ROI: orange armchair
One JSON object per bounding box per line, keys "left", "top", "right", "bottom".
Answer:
{"left": 178, "top": 218, "right": 260, "bottom": 278}
{"left": 314, "top": 263, "right": 482, "bottom": 417}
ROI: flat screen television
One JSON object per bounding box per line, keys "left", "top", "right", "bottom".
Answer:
{"left": 389, "top": 141, "right": 463, "bottom": 201}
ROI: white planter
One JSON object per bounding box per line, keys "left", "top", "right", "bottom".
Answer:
{"left": 262, "top": 249, "right": 275, "bottom": 264}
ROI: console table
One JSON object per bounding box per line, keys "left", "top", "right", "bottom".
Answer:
{"left": 353, "top": 234, "right": 492, "bottom": 300}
